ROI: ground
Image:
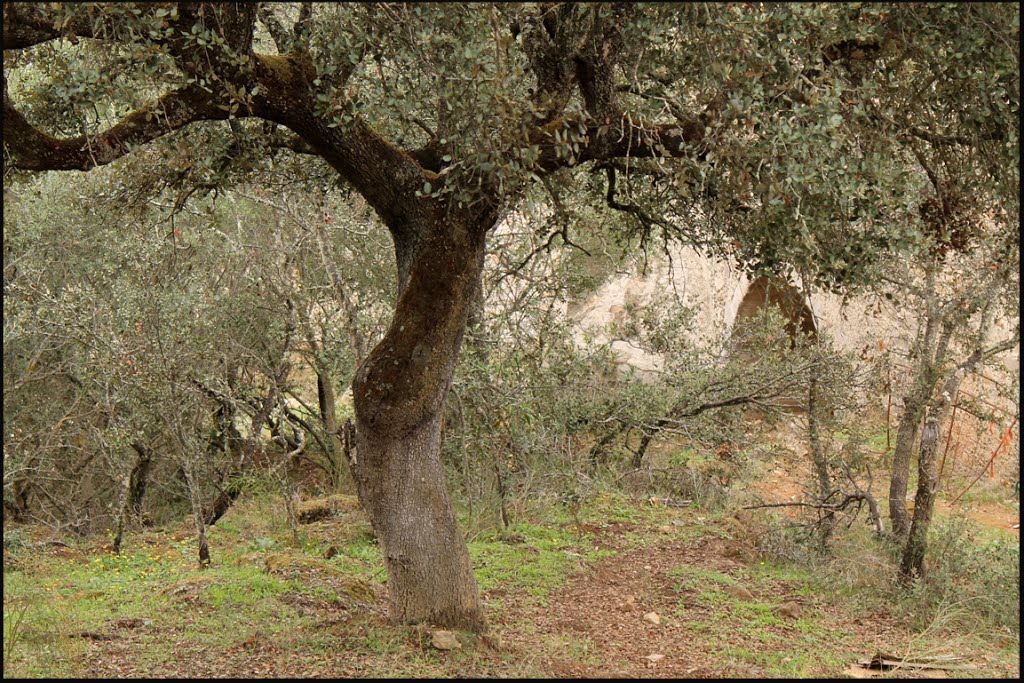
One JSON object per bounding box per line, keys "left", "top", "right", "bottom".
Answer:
{"left": 3, "top": 471, "right": 1018, "bottom": 679}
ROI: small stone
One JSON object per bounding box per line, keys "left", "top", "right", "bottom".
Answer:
{"left": 724, "top": 584, "right": 754, "bottom": 601}
{"left": 643, "top": 611, "right": 661, "bottom": 625}
{"left": 658, "top": 525, "right": 673, "bottom": 533}
{"left": 643, "top": 565, "right": 652, "bottom": 570}
{"left": 776, "top": 601, "right": 802, "bottom": 619}
{"left": 645, "top": 653, "right": 665, "bottom": 663}
{"left": 430, "top": 630, "right": 462, "bottom": 651}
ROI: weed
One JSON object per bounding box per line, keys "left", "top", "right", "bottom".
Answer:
{"left": 3, "top": 594, "right": 32, "bottom": 670}
{"left": 903, "top": 516, "right": 1020, "bottom": 633}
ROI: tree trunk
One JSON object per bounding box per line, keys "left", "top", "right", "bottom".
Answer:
{"left": 127, "top": 442, "right": 152, "bottom": 523}
{"left": 807, "top": 375, "right": 835, "bottom": 547}
{"left": 317, "top": 370, "right": 350, "bottom": 491}
{"left": 184, "top": 465, "right": 212, "bottom": 569}
{"left": 113, "top": 443, "right": 153, "bottom": 554}
{"left": 357, "top": 415, "right": 485, "bottom": 629}
{"left": 888, "top": 394, "right": 926, "bottom": 538}
{"left": 351, "top": 210, "right": 490, "bottom": 632}
{"left": 111, "top": 473, "right": 132, "bottom": 556}
{"left": 899, "top": 358, "right": 978, "bottom": 584}
{"left": 3, "top": 478, "right": 32, "bottom": 523}
{"left": 899, "top": 414, "right": 940, "bottom": 583}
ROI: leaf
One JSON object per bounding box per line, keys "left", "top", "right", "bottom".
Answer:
{"left": 423, "top": 182, "right": 432, "bottom": 195}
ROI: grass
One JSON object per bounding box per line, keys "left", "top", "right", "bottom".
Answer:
{"left": 0, "top": 491, "right": 627, "bottom": 678}
{"left": 469, "top": 521, "right": 613, "bottom": 599}
{"left": 2, "top": 480, "right": 1019, "bottom": 678}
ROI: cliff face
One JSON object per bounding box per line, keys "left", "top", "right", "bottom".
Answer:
{"left": 570, "top": 244, "right": 912, "bottom": 373}
{"left": 570, "top": 245, "right": 1018, "bottom": 463}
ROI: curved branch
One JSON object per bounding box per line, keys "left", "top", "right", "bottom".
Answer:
{"left": 4, "top": 83, "right": 229, "bottom": 172}
{"left": 2, "top": 3, "right": 104, "bottom": 50}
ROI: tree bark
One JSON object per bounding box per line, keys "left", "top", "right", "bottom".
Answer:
{"left": 317, "top": 370, "right": 350, "bottom": 491}
{"left": 127, "top": 442, "right": 152, "bottom": 524}
{"left": 112, "top": 442, "right": 153, "bottom": 554}
{"left": 898, "top": 414, "right": 940, "bottom": 583}
{"left": 807, "top": 374, "right": 836, "bottom": 547}
{"left": 351, "top": 210, "right": 490, "bottom": 632}
{"left": 898, "top": 338, "right": 1011, "bottom": 583}
{"left": 184, "top": 464, "right": 212, "bottom": 569}
{"left": 888, "top": 393, "right": 926, "bottom": 538}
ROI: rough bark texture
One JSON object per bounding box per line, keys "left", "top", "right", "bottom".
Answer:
{"left": 357, "top": 414, "right": 486, "bottom": 630}
{"left": 889, "top": 395, "right": 925, "bottom": 539}
{"left": 184, "top": 465, "right": 212, "bottom": 569}
{"left": 351, "top": 211, "right": 491, "bottom": 631}
{"left": 899, "top": 414, "right": 940, "bottom": 583}
{"left": 111, "top": 474, "right": 132, "bottom": 556}
{"left": 113, "top": 443, "right": 153, "bottom": 554}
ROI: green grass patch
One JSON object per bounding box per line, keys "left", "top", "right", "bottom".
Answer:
{"left": 469, "top": 522, "right": 612, "bottom": 598}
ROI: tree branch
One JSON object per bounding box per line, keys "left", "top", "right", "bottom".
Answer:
{"left": 4, "top": 83, "right": 228, "bottom": 172}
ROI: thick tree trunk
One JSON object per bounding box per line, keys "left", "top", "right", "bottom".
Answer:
{"left": 111, "top": 474, "right": 132, "bottom": 555}
{"left": 184, "top": 464, "right": 212, "bottom": 569}
{"left": 3, "top": 478, "right": 32, "bottom": 523}
{"left": 113, "top": 443, "right": 153, "bottom": 554}
{"left": 357, "top": 416, "right": 486, "bottom": 629}
{"left": 351, "top": 211, "right": 490, "bottom": 632}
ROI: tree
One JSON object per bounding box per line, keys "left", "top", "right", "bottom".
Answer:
{"left": 5, "top": 2, "right": 1017, "bottom": 631}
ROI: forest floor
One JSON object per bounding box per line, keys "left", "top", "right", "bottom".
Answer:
{"left": 3, "top": 444, "right": 1019, "bottom": 678}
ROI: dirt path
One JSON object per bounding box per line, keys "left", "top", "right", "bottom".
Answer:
{"left": 496, "top": 513, "right": 1015, "bottom": 679}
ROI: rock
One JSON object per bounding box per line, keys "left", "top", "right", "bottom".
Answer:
{"left": 619, "top": 595, "right": 636, "bottom": 612}
{"left": 776, "top": 601, "right": 802, "bottom": 619}
{"left": 642, "top": 611, "right": 661, "bottom": 625}
{"left": 430, "top": 630, "right": 462, "bottom": 651}
{"left": 323, "top": 545, "right": 339, "bottom": 559}
{"left": 658, "top": 525, "right": 673, "bottom": 533}
{"left": 645, "top": 653, "right": 665, "bottom": 663}
{"left": 724, "top": 584, "right": 754, "bottom": 601}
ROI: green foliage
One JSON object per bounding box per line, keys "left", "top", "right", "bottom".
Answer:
{"left": 905, "top": 516, "right": 1020, "bottom": 633}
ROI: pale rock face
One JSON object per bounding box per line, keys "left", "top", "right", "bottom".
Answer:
{"left": 569, "top": 244, "right": 1018, "bottom": 418}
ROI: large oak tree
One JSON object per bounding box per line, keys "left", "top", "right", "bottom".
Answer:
{"left": 5, "top": 2, "right": 1016, "bottom": 631}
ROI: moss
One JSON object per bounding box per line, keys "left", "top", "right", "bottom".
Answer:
{"left": 296, "top": 494, "right": 362, "bottom": 523}
{"left": 263, "top": 552, "right": 376, "bottom": 603}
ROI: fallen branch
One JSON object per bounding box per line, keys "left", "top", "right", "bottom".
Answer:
{"left": 858, "top": 652, "right": 976, "bottom": 672}
{"left": 744, "top": 490, "right": 884, "bottom": 535}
